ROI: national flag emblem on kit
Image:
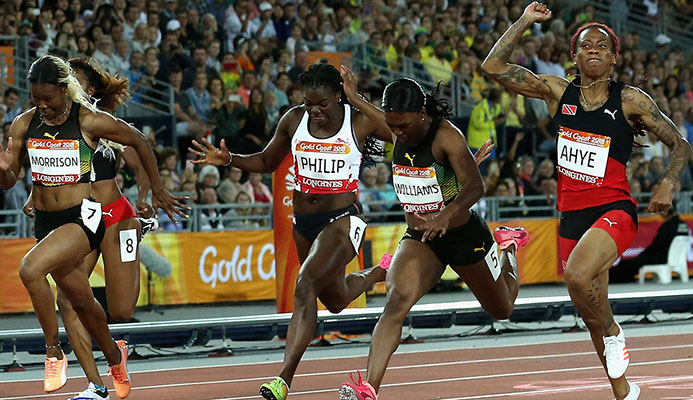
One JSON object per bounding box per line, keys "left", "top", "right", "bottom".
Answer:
{"left": 562, "top": 104, "right": 577, "bottom": 115}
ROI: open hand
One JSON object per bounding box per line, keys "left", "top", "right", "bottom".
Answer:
{"left": 189, "top": 138, "right": 231, "bottom": 166}
{"left": 339, "top": 65, "right": 360, "bottom": 105}
{"left": 473, "top": 139, "right": 494, "bottom": 165}
{"left": 412, "top": 212, "right": 450, "bottom": 242}
{"left": 152, "top": 188, "right": 189, "bottom": 225}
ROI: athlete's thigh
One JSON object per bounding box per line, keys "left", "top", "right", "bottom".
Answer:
{"left": 101, "top": 218, "right": 142, "bottom": 311}
{"left": 567, "top": 227, "right": 620, "bottom": 278}
{"left": 301, "top": 217, "right": 357, "bottom": 290}
{"left": 25, "top": 223, "right": 93, "bottom": 275}
{"left": 292, "top": 228, "right": 312, "bottom": 264}
{"left": 385, "top": 239, "right": 444, "bottom": 302}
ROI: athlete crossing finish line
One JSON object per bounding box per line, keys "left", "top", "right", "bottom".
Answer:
{"left": 0, "top": 55, "right": 186, "bottom": 398}
{"left": 190, "top": 64, "right": 395, "bottom": 400}
{"left": 482, "top": 2, "right": 690, "bottom": 400}
{"left": 336, "top": 67, "right": 529, "bottom": 400}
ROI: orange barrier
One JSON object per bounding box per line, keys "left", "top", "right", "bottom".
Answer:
{"left": 1, "top": 216, "right": 690, "bottom": 314}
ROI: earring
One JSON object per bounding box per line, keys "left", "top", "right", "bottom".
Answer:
{"left": 421, "top": 117, "right": 425, "bottom": 121}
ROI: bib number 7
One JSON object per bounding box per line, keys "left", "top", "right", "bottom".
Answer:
{"left": 80, "top": 198, "right": 102, "bottom": 234}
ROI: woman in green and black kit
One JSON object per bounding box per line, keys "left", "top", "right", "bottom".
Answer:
{"left": 338, "top": 70, "right": 530, "bottom": 399}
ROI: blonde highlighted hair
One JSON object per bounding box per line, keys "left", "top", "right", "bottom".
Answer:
{"left": 28, "top": 55, "right": 99, "bottom": 114}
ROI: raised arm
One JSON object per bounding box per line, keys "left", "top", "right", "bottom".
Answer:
{"left": 481, "top": 2, "right": 567, "bottom": 105}
{"left": 189, "top": 106, "right": 296, "bottom": 173}
{"left": 339, "top": 65, "right": 394, "bottom": 143}
{"left": 622, "top": 86, "right": 692, "bottom": 212}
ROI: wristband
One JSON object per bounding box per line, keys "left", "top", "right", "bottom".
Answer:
{"left": 223, "top": 150, "right": 233, "bottom": 166}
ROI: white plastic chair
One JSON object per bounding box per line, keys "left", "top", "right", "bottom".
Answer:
{"left": 638, "top": 236, "right": 691, "bottom": 284}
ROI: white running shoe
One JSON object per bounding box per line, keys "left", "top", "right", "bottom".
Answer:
{"left": 139, "top": 217, "right": 159, "bottom": 239}
{"left": 69, "top": 382, "right": 110, "bottom": 399}
{"left": 612, "top": 382, "right": 640, "bottom": 400}
{"left": 603, "top": 322, "right": 630, "bottom": 379}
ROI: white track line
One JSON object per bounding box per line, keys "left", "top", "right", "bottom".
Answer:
{"left": 2, "top": 342, "right": 691, "bottom": 385}
{"left": 2, "top": 357, "right": 692, "bottom": 400}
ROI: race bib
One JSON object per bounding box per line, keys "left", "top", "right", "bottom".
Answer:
{"left": 294, "top": 141, "right": 356, "bottom": 192}
{"left": 392, "top": 164, "right": 444, "bottom": 213}
{"left": 80, "top": 198, "right": 102, "bottom": 234}
{"left": 119, "top": 229, "right": 138, "bottom": 263}
{"left": 484, "top": 242, "right": 501, "bottom": 281}
{"left": 348, "top": 215, "right": 367, "bottom": 254}
{"left": 557, "top": 127, "right": 611, "bottom": 185}
{"left": 27, "top": 138, "right": 81, "bottom": 185}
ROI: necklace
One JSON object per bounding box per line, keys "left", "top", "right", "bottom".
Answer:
{"left": 37, "top": 102, "right": 71, "bottom": 128}
{"left": 576, "top": 78, "right": 611, "bottom": 112}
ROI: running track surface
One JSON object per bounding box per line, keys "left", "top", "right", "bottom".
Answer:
{"left": 2, "top": 334, "right": 693, "bottom": 400}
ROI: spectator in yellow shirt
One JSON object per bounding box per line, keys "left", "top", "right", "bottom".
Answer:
{"left": 425, "top": 41, "right": 453, "bottom": 84}
{"left": 467, "top": 88, "right": 505, "bottom": 168}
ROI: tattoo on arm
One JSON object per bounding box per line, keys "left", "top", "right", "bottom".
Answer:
{"left": 631, "top": 90, "right": 691, "bottom": 185}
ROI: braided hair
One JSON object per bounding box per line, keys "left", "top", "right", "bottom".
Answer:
{"left": 28, "top": 55, "right": 99, "bottom": 113}
{"left": 298, "top": 63, "right": 349, "bottom": 105}
{"left": 382, "top": 78, "right": 452, "bottom": 119}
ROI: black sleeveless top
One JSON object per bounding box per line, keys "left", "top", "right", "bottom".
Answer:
{"left": 92, "top": 143, "right": 118, "bottom": 182}
{"left": 26, "top": 103, "right": 95, "bottom": 187}
{"left": 391, "top": 118, "right": 461, "bottom": 214}
{"left": 552, "top": 79, "right": 635, "bottom": 211}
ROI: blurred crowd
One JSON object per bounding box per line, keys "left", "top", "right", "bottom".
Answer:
{"left": 0, "top": 0, "right": 691, "bottom": 228}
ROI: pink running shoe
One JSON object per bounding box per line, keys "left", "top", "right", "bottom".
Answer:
{"left": 493, "top": 226, "right": 529, "bottom": 251}
{"left": 377, "top": 253, "right": 392, "bottom": 271}
{"left": 338, "top": 371, "right": 377, "bottom": 400}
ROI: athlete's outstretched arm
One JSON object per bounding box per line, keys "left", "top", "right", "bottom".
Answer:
{"left": 481, "top": 2, "right": 566, "bottom": 103}
{"left": 339, "top": 65, "right": 394, "bottom": 143}
{"left": 622, "top": 86, "right": 692, "bottom": 212}
{"left": 190, "top": 107, "right": 296, "bottom": 173}
{"left": 82, "top": 110, "right": 189, "bottom": 222}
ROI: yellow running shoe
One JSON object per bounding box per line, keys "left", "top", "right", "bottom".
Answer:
{"left": 44, "top": 351, "right": 67, "bottom": 392}
{"left": 108, "top": 340, "right": 131, "bottom": 399}
{"left": 259, "top": 377, "right": 289, "bottom": 400}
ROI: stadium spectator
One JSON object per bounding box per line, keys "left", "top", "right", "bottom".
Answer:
{"left": 2, "top": 88, "right": 21, "bottom": 124}
{"left": 242, "top": 172, "right": 272, "bottom": 205}
{"left": 185, "top": 71, "right": 212, "bottom": 123}
{"left": 217, "top": 167, "right": 246, "bottom": 204}
{"left": 182, "top": 45, "right": 220, "bottom": 91}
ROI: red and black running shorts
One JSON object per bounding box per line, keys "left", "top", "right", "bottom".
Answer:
{"left": 102, "top": 195, "right": 138, "bottom": 229}
{"left": 559, "top": 200, "right": 638, "bottom": 269}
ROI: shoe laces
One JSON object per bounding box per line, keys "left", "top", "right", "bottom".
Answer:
{"left": 109, "top": 364, "right": 128, "bottom": 383}
{"left": 45, "top": 357, "right": 61, "bottom": 377}
{"left": 348, "top": 371, "right": 374, "bottom": 397}
{"left": 603, "top": 334, "right": 625, "bottom": 360}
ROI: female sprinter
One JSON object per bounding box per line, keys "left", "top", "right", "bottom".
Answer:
{"left": 482, "top": 3, "right": 690, "bottom": 399}
{"left": 337, "top": 72, "right": 529, "bottom": 400}
{"left": 0, "top": 55, "right": 186, "bottom": 398}
{"left": 190, "top": 63, "right": 393, "bottom": 400}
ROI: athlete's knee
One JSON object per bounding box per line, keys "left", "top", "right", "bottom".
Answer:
{"left": 294, "top": 275, "right": 319, "bottom": 305}
{"left": 383, "top": 288, "right": 417, "bottom": 320}
{"left": 108, "top": 304, "right": 135, "bottom": 322}
{"left": 564, "top": 268, "right": 590, "bottom": 291}
{"left": 484, "top": 300, "right": 514, "bottom": 320}
{"left": 18, "top": 257, "right": 44, "bottom": 287}
{"left": 322, "top": 298, "right": 348, "bottom": 314}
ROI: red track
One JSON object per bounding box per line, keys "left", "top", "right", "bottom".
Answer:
{"left": 2, "top": 334, "right": 692, "bottom": 399}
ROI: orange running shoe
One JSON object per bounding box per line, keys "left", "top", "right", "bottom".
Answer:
{"left": 44, "top": 351, "right": 67, "bottom": 392}
{"left": 108, "top": 340, "right": 131, "bottom": 399}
